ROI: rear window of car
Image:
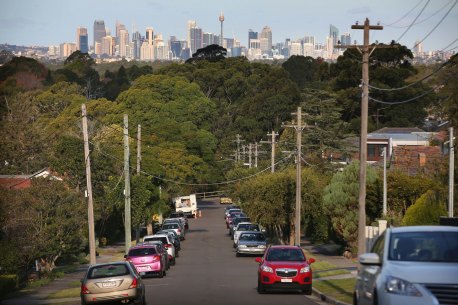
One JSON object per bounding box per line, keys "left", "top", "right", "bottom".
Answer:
{"left": 240, "top": 233, "right": 265, "bottom": 242}
{"left": 128, "top": 247, "right": 157, "bottom": 256}
{"left": 144, "top": 237, "right": 168, "bottom": 244}
{"left": 163, "top": 223, "right": 179, "bottom": 229}
{"left": 88, "top": 264, "right": 129, "bottom": 279}
{"left": 266, "top": 248, "right": 305, "bottom": 262}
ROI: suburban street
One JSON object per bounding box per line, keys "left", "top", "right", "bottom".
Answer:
{"left": 141, "top": 198, "right": 324, "bottom": 305}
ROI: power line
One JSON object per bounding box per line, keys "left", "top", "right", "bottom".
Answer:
{"left": 383, "top": 0, "right": 425, "bottom": 27}
{"left": 411, "top": 0, "right": 458, "bottom": 50}
{"left": 368, "top": 86, "right": 438, "bottom": 105}
{"left": 388, "top": 0, "right": 453, "bottom": 28}
{"left": 396, "top": 0, "right": 431, "bottom": 42}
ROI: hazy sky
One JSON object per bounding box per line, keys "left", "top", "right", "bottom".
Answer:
{"left": 1, "top": 0, "right": 457, "bottom": 51}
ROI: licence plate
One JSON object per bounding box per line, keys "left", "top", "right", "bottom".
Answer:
{"left": 137, "top": 266, "right": 149, "bottom": 271}
{"left": 281, "top": 278, "right": 292, "bottom": 283}
{"left": 102, "top": 281, "right": 116, "bottom": 288}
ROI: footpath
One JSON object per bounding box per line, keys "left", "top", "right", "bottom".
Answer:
{"left": 302, "top": 238, "right": 357, "bottom": 305}
{"left": 1, "top": 245, "right": 124, "bottom": 305}
{"left": 1, "top": 241, "right": 357, "bottom": 305}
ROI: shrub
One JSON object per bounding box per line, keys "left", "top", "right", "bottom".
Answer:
{"left": 402, "top": 190, "right": 447, "bottom": 226}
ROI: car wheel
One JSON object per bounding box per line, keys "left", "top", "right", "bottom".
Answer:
{"left": 233, "top": 243, "right": 236, "bottom": 248}
{"left": 236, "top": 252, "right": 240, "bottom": 257}
{"left": 257, "top": 278, "right": 266, "bottom": 294}
{"left": 176, "top": 251, "right": 179, "bottom": 257}
{"left": 163, "top": 268, "right": 167, "bottom": 277}
{"left": 158, "top": 269, "right": 163, "bottom": 278}
{"left": 302, "top": 287, "right": 312, "bottom": 295}
{"left": 373, "top": 289, "right": 379, "bottom": 305}
{"left": 171, "top": 257, "right": 176, "bottom": 266}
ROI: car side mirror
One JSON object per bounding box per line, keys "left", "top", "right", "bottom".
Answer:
{"left": 255, "top": 257, "right": 262, "bottom": 263}
{"left": 359, "top": 253, "right": 381, "bottom": 266}
{"left": 308, "top": 257, "right": 316, "bottom": 264}
{"left": 123, "top": 254, "right": 128, "bottom": 259}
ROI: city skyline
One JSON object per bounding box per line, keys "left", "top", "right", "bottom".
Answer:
{"left": 1, "top": 0, "right": 457, "bottom": 52}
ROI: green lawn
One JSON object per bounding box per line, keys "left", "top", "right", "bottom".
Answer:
{"left": 312, "top": 261, "right": 351, "bottom": 279}
{"left": 314, "top": 278, "right": 356, "bottom": 305}
{"left": 48, "top": 287, "right": 80, "bottom": 299}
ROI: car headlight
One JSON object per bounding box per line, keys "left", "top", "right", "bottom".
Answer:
{"left": 261, "top": 265, "right": 273, "bottom": 273}
{"left": 385, "top": 276, "right": 422, "bottom": 297}
{"left": 238, "top": 245, "right": 247, "bottom": 248}
{"left": 300, "top": 266, "right": 310, "bottom": 273}
{"left": 258, "top": 245, "right": 266, "bottom": 248}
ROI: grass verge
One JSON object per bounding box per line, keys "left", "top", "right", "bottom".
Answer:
{"left": 314, "top": 278, "right": 356, "bottom": 305}
{"left": 48, "top": 287, "right": 80, "bottom": 299}
{"left": 312, "top": 261, "right": 351, "bottom": 279}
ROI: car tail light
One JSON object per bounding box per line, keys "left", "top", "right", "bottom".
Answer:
{"left": 129, "top": 277, "right": 138, "bottom": 289}
{"left": 177, "top": 229, "right": 181, "bottom": 233}
{"left": 165, "top": 244, "right": 172, "bottom": 249}
{"left": 152, "top": 255, "right": 160, "bottom": 261}
{"left": 81, "top": 283, "right": 90, "bottom": 294}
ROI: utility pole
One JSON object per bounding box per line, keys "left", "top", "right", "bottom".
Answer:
{"left": 137, "top": 125, "right": 141, "bottom": 175}
{"left": 338, "top": 18, "right": 388, "bottom": 255}
{"left": 261, "top": 131, "right": 279, "bottom": 173}
{"left": 284, "top": 107, "right": 305, "bottom": 246}
{"left": 123, "top": 114, "right": 131, "bottom": 254}
{"left": 449, "top": 127, "right": 454, "bottom": 217}
{"left": 234, "top": 134, "right": 244, "bottom": 162}
{"left": 81, "top": 104, "right": 96, "bottom": 265}
{"left": 254, "top": 142, "right": 258, "bottom": 168}
{"left": 382, "top": 147, "right": 387, "bottom": 216}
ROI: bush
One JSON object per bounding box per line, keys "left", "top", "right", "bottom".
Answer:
{"left": 0, "top": 274, "right": 17, "bottom": 297}
{"left": 402, "top": 190, "right": 447, "bottom": 226}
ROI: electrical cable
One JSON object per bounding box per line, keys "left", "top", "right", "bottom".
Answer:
{"left": 382, "top": 0, "right": 425, "bottom": 27}
{"left": 388, "top": 0, "right": 453, "bottom": 28}
{"left": 411, "top": 0, "right": 458, "bottom": 50}
{"left": 368, "top": 86, "right": 437, "bottom": 105}
{"left": 396, "top": 0, "right": 431, "bottom": 42}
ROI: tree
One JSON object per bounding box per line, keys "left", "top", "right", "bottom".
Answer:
{"left": 186, "top": 44, "right": 227, "bottom": 64}
{"left": 282, "top": 55, "right": 322, "bottom": 89}
{"left": 322, "top": 161, "right": 378, "bottom": 251}
{"left": 402, "top": 190, "right": 447, "bottom": 226}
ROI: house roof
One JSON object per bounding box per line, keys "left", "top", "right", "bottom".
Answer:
{"left": 371, "top": 127, "right": 425, "bottom": 134}
{"left": 391, "top": 146, "right": 444, "bottom": 175}
{"left": 0, "top": 168, "right": 62, "bottom": 189}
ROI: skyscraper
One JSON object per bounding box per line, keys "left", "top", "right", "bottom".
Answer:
{"left": 340, "top": 32, "right": 351, "bottom": 46}
{"left": 187, "top": 20, "right": 197, "bottom": 50}
{"left": 118, "top": 29, "right": 129, "bottom": 57}
{"left": 329, "top": 24, "right": 339, "bottom": 45}
{"left": 76, "top": 27, "right": 88, "bottom": 53}
{"left": 248, "top": 29, "right": 258, "bottom": 47}
{"left": 190, "top": 27, "right": 203, "bottom": 54}
{"left": 93, "top": 20, "right": 106, "bottom": 49}
{"left": 260, "top": 26, "right": 272, "bottom": 54}
{"left": 132, "top": 31, "right": 142, "bottom": 59}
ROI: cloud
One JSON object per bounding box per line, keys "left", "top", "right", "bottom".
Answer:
{"left": 347, "top": 7, "right": 371, "bottom": 14}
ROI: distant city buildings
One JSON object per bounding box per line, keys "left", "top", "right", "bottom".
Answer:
{"left": 15, "top": 17, "right": 449, "bottom": 64}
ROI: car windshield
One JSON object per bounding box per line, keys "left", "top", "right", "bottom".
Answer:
{"left": 128, "top": 247, "right": 157, "bottom": 256}
{"left": 88, "top": 264, "right": 129, "bottom": 279}
{"left": 266, "top": 248, "right": 305, "bottom": 262}
{"left": 389, "top": 231, "right": 458, "bottom": 262}
{"left": 240, "top": 233, "right": 265, "bottom": 242}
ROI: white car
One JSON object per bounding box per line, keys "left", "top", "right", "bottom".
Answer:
{"left": 353, "top": 225, "right": 458, "bottom": 305}
{"left": 143, "top": 234, "right": 176, "bottom": 265}
{"left": 162, "top": 220, "right": 185, "bottom": 240}
{"left": 233, "top": 222, "right": 261, "bottom": 247}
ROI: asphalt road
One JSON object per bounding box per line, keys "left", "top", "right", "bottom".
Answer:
{"left": 143, "top": 198, "right": 325, "bottom": 305}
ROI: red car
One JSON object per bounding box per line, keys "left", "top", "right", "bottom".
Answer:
{"left": 124, "top": 244, "right": 167, "bottom": 278}
{"left": 255, "top": 245, "right": 315, "bottom": 294}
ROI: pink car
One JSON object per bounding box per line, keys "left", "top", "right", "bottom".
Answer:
{"left": 124, "top": 245, "right": 167, "bottom": 278}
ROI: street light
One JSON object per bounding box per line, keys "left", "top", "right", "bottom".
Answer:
{"left": 381, "top": 147, "right": 387, "bottom": 216}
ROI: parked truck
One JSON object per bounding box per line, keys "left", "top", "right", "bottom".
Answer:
{"left": 174, "top": 194, "right": 197, "bottom": 218}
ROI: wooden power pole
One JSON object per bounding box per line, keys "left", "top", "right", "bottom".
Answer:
{"left": 261, "top": 131, "right": 279, "bottom": 173}
{"left": 123, "top": 114, "right": 131, "bottom": 254}
{"left": 338, "top": 18, "right": 392, "bottom": 255}
{"left": 81, "top": 104, "right": 96, "bottom": 265}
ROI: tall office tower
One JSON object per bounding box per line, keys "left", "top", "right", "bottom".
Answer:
{"left": 303, "top": 35, "right": 315, "bottom": 45}
{"left": 224, "top": 38, "right": 235, "bottom": 49}
{"left": 260, "top": 26, "right": 272, "bottom": 54}
{"left": 329, "top": 24, "right": 339, "bottom": 44}
{"left": 132, "top": 31, "right": 142, "bottom": 59}
{"left": 101, "top": 36, "right": 113, "bottom": 56}
{"left": 187, "top": 20, "right": 197, "bottom": 49}
{"left": 119, "top": 29, "right": 129, "bottom": 57}
{"left": 190, "top": 27, "right": 203, "bottom": 54}
{"left": 93, "top": 20, "right": 106, "bottom": 49}
{"left": 413, "top": 40, "right": 423, "bottom": 57}
{"left": 76, "top": 27, "right": 89, "bottom": 53}
{"left": 203, "top": 33, "right": 219, "bottom": 47}
{"left": 340, "top": 32, "right": 351, "bottom": 45}
{"left": 219, "top": 11, "right": 224, "bottom": 46}
{"left": 116, "top": 21, "right": 126, "bottom": 45}
{"left": 289, "top": 41, "right": 303, "bottom": 56}
{"left": 248, "top": 29, "right": 258, "bottom": 47}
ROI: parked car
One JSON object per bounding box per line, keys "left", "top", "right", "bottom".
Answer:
{"left": 156, "top": 229, "right": 181, "bottom": 252}
{"left": 168, "top": 211, "right": 189, "bottom": 229}
{"left": 353, "top": 225, "right": 458, "bottom": 305}
{"left": 236, "top": 231, "right": 267, "bottom": 257}
{"left": 162, "top": 221, "right": 185, "bottom": 240}
{"left": 143, "top": 234, "right": 176, "bottom": 265}
{"left": 233, "top": 223, "right": 262, "bottom": 247}
{"left": 124, "top": 244, "right": 167, "bottom": 278}
{"left": 229, "top": 216, "right": 250, "bottom": 236}
{"left": 139, "top": 240, "right": 170, "bottom": 270}
{"left": 226, "top": 211, "right": 245, "bottom": 229}
{"left": 255, "top": 245, "right": 315, "bottom": 294}
{"left": 220, "top": 196, "right": 233, "bottom": 204}
{"left": 224, "top": 208, "right": 241, "bottom": 220}
{"left": 80, "top": 261, "right": 146, "bottom": 305}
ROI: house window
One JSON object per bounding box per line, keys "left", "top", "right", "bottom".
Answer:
{"left": 368, "top": 145, "right": 377, "bottom": 157}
